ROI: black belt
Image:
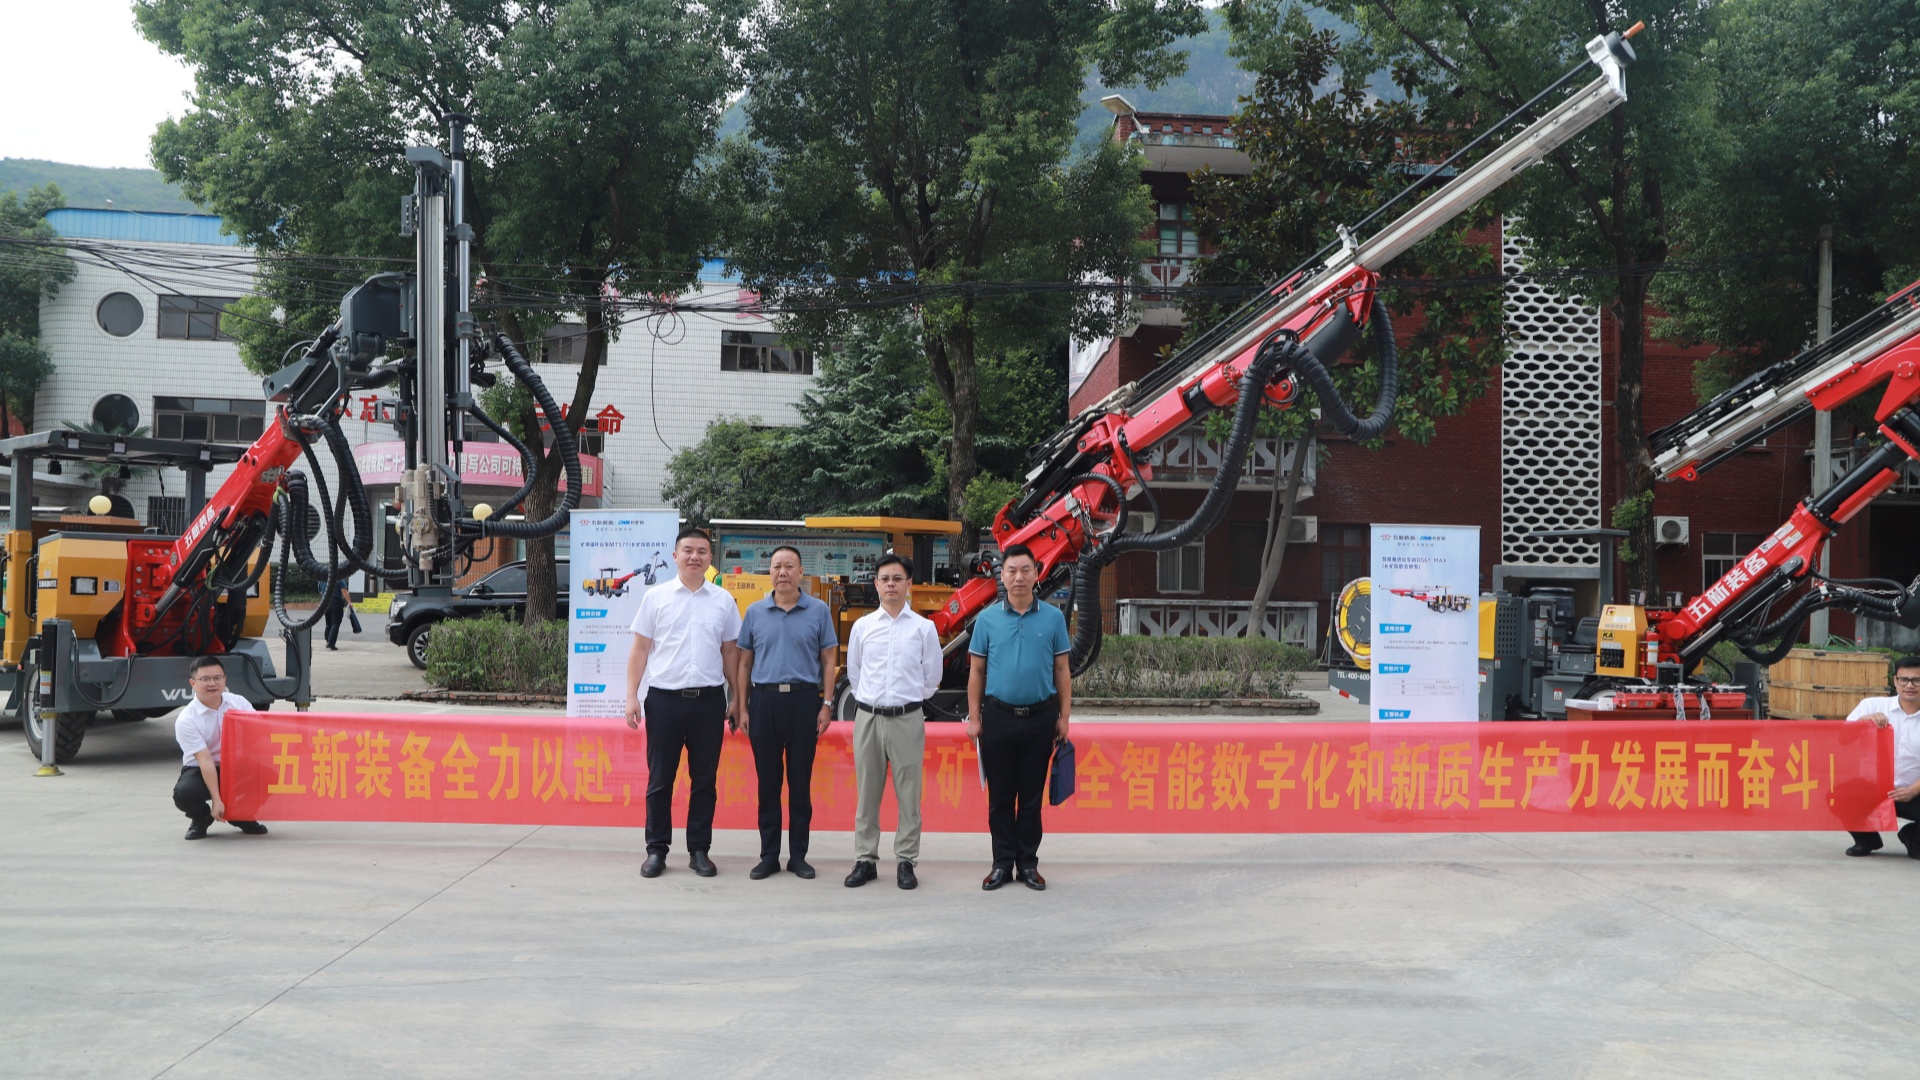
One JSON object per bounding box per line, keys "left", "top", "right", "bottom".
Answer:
{"left": 986, "top": 695, "right": 1057, "bottom": 717}
{"left": 855, "top": 700, "right": 923, "bottom": 717}
{"left": 753, "top": 682, "right": 820, "bottom": 694}
{"left": 650, "top": 685, "right": 724, "bottom": 698}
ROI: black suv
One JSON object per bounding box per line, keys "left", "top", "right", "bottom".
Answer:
{"left": 387, "top": 560, "right": 571, "bottom": 669}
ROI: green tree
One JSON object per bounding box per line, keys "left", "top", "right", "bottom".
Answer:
{"left": 718, "top": 0, "right": 1206, "bottom": 551}
{"left": 0, "top": 184, "right": 74, "bottom": 436}
{"left": 660, "top": 416, "right": 802, "bottom": 526}
{"left": 1191, "top": 8, "right": 1505, "bottom": 633}
{"left": 1653, "top": 0, "right": 1920, "bottom": 396}
{"left": 137, "top": 0, "right": 749, "bottom": 622}
{"left": 1319, "top": 0, "right": 1709, "bottom": 595}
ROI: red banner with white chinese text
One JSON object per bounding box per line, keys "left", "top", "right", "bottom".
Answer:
{"left": 220, "top": 713, "right": 1895, "bottom": 834}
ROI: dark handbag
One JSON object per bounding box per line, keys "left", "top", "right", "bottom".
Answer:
{"left": 1048, "top": 739, "right": 1077, "bottom": 806}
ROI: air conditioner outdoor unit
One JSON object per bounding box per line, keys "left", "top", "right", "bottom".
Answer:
{"left": 1289, "top": 515, "right": 1319, "bottom": 543}
{"left": 1655, "top": 516, "right": 1690, "bottom": 545}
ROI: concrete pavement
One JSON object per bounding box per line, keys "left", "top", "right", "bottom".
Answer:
{"left": 4, "top": 700, "right": 1920, "bottom": 1077}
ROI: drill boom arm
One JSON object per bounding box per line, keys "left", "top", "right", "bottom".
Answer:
{"left": 930, "top": 31, "right": 1636, "bottom": 638}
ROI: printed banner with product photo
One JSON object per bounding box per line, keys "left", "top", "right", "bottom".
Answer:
{"left": 1371, "top": 524, "right": 1480, "bottom": 722}
{"left": 565, "top": 509, "right": 681, "bottom": 718}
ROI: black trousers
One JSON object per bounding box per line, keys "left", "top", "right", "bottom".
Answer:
{"left": 323, "top": 603, "right": 344, "bottom": 647}
{"left": 980, "top": 698, "right": 1058, "bottom": 870}
{"left": 748, "top": 685, "right": 821, "bottom": 860}
{"left": 1849, "top": 797, "right": 1920, "bottom": 848}
{"left": 173, "top": 765, "right": 260, "bottom": 827}
{"left": 174, "top": 765, "right": 215, "bottom": 826}
{"left": 644, "top": 688, "right": 727, "bottom": 855}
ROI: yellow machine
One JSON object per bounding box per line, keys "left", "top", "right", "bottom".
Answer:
{"left": 718, "top": 516, "right": 964, "bottom": 717}
{"left": 1595, "top": 603, "right": 1649, "bottom": 678}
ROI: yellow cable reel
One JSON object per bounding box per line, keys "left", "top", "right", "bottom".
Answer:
{"left": 1335, "top": 576, "right": 1371, "bottom": 670}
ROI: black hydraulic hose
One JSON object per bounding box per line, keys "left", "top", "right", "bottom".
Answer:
{"left": 1289, "top": 296, "right": 1399, "bottom": 441}
{"left": 273, "top": 472, "right": 337, "bottom": 632}
{"left": 464, "top": 401, "right": 539, "bottom": 517}
{"left": 315, "top": 416, "right": 409, "bottom": 583}
{"left": 480, "top": 333, "right": 580, "bottom": 539}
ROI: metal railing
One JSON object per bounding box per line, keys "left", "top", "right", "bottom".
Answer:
{"left": 1117, "top": 598, "right": 1316, "bottom": 647}
{"left": 1148, "top": 433, "right": 1315, "bottom": 490}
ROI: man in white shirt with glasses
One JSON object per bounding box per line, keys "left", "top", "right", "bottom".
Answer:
{"left": 843, "top": 552, "right": 944, "bottom": 890}
{"left": 1845, "top": 655, "right": 1920, "bottom": 858}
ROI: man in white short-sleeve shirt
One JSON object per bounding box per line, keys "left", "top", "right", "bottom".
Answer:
{"left": 625, "top": 527, "right": 742, "bottom": 878}
{"left": 1844, "top": 655, "right": 1920, "bottom": 858}
{"left": 172, "top": 655, "right": 268, "bottom": 840}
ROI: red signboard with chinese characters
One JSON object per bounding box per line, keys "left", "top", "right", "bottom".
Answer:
{"left": 220, "top": 714, "right": 1894, "bottom": 834}
{"left": 351, "top": 440, "right": 604, "bottom": 497}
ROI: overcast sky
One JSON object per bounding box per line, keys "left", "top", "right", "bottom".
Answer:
{"left": 1, "top": 0, "right": 198, "bottom": 169}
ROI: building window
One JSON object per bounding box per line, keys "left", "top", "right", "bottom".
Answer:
{"left": 1321, "top": 524, "right": 1369, "bottom": 596}
{"left": 1158, "top": 203, "right": 1198, "bottom": 257}
{"left": 1230, "top": 521, "right": 1266, "bottom": 589}
{"left": 540, "top": 322, "right": 586, "bottom": 364}
{"left": 721, "top": 331, "right": 812, "bottom": 374}
{"left": 96, "top": 292, "right": 144, "bottom": 337}
{"left": 1157, "top": 524, "right": 1204, "bottom": 594}
{"left": 154, "top": 397, "right": 266, "bottom": 443}
{"left": 157, "top": 295, "right": 238, "bottom": 341}
{"left": 92, "top": 393, "right": 140, "bottom": 434}
{"left": 1703, "top": 532, "right": 1767, "bottom": 590}
{"left": 148, "top": 496, "right": 187, "bottom": 535}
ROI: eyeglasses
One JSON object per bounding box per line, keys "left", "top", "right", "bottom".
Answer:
{"left": 1895, "top": 676, "right": 1920, "bottom": 687}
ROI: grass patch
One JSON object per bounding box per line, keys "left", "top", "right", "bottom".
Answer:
{"left": 424, "top": 614, "right": 567, "bottom": 696}
{"left": 1074, "top": 634, "right": 1309, "bottom": 699}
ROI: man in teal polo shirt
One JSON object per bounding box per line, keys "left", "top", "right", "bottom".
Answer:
{"left": 967, "top": 542, "right": 1072, "bottom": 891}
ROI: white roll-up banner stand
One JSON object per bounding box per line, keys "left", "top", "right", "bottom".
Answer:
{"left": 567, "top": 510, "right": 682, "bottom": 718}
{"left": 1369, "top": 525, "right": 1480, "bottom": 722}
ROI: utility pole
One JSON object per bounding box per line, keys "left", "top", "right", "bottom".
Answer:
{"left": 1809, "top": 225, "right": 1834, "bottom": 646}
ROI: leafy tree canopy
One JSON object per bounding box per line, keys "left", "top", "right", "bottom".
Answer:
{"left": 1653, "top": 0, "right": 1920, "bottom": 398}
{"left": 717, "top": 0, "right": 1205, "bottom": 544}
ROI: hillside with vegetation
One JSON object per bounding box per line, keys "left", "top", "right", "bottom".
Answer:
{"left": 0, "top": 159, "right": 199, "bottom": 214}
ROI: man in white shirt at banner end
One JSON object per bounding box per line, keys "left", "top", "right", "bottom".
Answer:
{"left": 843, "top": 552, "right": 944, "bottom": 890}
{"left": 1845, "top": 655, "right": 1920, "bottom": 858}
{"left": 625, "top": 527, "right": 742, "bottom": 879}
{"left": 173, "top": 655, "right": 268, "bottom": 840}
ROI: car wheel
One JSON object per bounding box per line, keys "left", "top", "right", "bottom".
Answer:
{"left": 406, "top": 621, "right": 434, "bottom": 670}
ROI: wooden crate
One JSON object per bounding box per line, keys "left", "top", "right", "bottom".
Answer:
{"left": 1767, "top": 648, "right": 1888, "bottom": 719}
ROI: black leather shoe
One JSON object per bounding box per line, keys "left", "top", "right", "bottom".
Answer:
{"left": 750, "top": 858, "right": 780, "bottom": 879}
{"left": 844, "top": 860, "right": 877, "bottom": 887}
{"left": 1847, "top": 837, "right": 1884, "bottom": 857}
{"left": 788, "top": 857, "right": 816, "bottom": 879}
{"left": 185, "top": 821, "right": 210, "bottom": 840}
{"left": 981, "top": 866, "right": 1013, "bottom": 891}
{"left": 689, "top": 851, "right": 717, "bottom": 877}
{"left": 1017, "top": 866, "right": 1047, "bottom": 891}
{"left": 897, "top": 861, "right": 918, "bottom": 890}
{"left": 640, "top": 852, "right": 666, "bottom": 877}
{"left": 232, "top": 820, "right": 268, "bottom": 835}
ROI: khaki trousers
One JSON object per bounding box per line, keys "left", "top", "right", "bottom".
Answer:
{"left": 852, "top": 706, "right": 926, "bottom": 864}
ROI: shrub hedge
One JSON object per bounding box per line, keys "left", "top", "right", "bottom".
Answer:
{"left": 1073, "top": 634, "right": 1309, "bottom": 699}
{"left": 424, "top": 614, "right": 568, "bottom": 696}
